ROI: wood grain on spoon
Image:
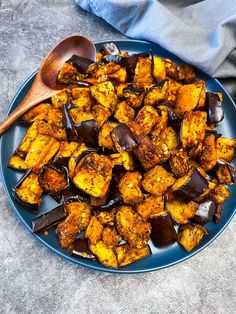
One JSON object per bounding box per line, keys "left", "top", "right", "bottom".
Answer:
{"left": 0, "top": 35, "right": 96, "bottom": 136}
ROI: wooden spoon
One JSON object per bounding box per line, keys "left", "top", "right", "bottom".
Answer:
{"left": 0, "top": 35, "right": 96, "bottom": 135}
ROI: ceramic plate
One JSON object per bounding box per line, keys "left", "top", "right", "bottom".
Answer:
{"left": 1, "top": 39, "right": 236, "bottom": 273}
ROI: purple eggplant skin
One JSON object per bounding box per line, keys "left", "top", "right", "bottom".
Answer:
{"left": 205, "top": 92, "right": 224, "bottom": 123}
{"left": 51, "top": 156, "right": 70, "bottom": 169}
{"left": 100, "top": 42, "right": 121, "bottom": 56}
{"left": 12, "top": 169, "right": 40, "bottom": 212}
{"left": 71, "top": 238, "right": 96, "bottom": 260}
{"left": 123, "top": 85, "right": 145, "bottom": 96}
{"left": 111, "top": 124, "right": 138, "bottom": 151}
{"left": 61, "top": 187, "right": 90, "bottom": 204}
{"left": 65, "top": 55, "right": 94, "bottom": 73}
{"left": 173, "top": 168, "right": 209, "bottom": 203}
{"left": 32, "top": 205, "right": 67, "bottom": 233}
{"left": 191, "top": 199, "right": 216, "bottom": 225}
{"left": 62, "top": 104, "right": 77, "bottom": 142}
{"left": 209, "top": 160, "right": 236, "bottom": 184}
{"left": 150, "top": 212, "right": 177, "bottom": 247}
{"left": 74, "top": 119, "right": 99, "bottom": 147}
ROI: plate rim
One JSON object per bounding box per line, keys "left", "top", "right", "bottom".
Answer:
{"left": 1, "top": 39, "right": 236, "bottom": 274}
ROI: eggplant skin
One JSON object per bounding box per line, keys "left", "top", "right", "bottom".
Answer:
{"left": 150, "top": 212, "right": 177, "bottom": 247}
{"left": 111, "top": 124, "right": 137, "bottom": 152}
{"left": 71, "top": 238, "right": 96, "bottom": 260}
{"left": 172, "top": 167, "right": 208, "bottom": 203}
{"left": 12, "top": 169, "right": 43, "bottom": 212}
{"left": 191, "top": 199, "right": 216, "bottom": 225}
{"left": 100, "top": 42, "right": 121, "bottom": 56}
{"left": 32, "top": 205, "right": 67, "bottom": 233}
{"left": 65, "top": 55, "right": 94, "bottom": 73}
{"left": 74, "top": 119, "right": 99, "bottom": 147}
{"left": 205, "top": 92, "right": 224, "bottom": 123}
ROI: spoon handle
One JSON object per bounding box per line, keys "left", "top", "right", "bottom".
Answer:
{"left": 0, "top": 89, "right": 58, "bottom": 136}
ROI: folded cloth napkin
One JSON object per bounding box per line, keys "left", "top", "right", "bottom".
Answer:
{"left": 76, "top": 0, "right": 236, "bottom": 78}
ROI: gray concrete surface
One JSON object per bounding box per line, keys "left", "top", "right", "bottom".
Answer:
{"left": 0, "top": 1, "right": 235, "bottom": 313}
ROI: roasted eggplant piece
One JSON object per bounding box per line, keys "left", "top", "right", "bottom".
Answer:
{"left": 152, "top": 55, "right": 166, "bottom": 83}
{"left": 116, "top": 205, "right": 151, "bottom": 249}
{"left": 72, "top": 153, "right": 113, "bottom": 198}
{"left": 163, "top": 59, "right": 185, "bottom": 81}
{"left": 85, "top": 216, "right": 103, "bottom": 245}
{"left": 32, "top": 205, "right": 67, "bottom": 233}
{"left": 199, "top": 134, "right": 217, "bottom": 171}
{"left": 56, "top": 202, "right": 92, "bottom": 250}
{"left": 114, "top": 101, "right": 135, "bottom": 124}
{"left": 102, "top": 225, "right": 121, "bottom": 247}
{"left": 65, "top": 54, "right": 94, "bottom": 73}
{"left": 90, "top": 81, "right": 117, "bottom": 112}
{"left": 205, "top": 92, "right": 224, "bottom": 123}
{"left": 111, "top": 124, "right": 137, "bottom": 152}
{"left": 74, "top": 119, "right": 99, "bottom": 147}
{"left": 118, "top": 171, "right": 143, "bottom": 205}
{"left": 12, "top": 169, "right": 43, "bottom": 212}
{"left": 135, "top": 195, "right": 165, "bottom": 221}
{"left": 216, "top": 162, "right": 236, "bottom": 184}
{"left": 100, "top": 42, "right": 121, "bottom": 55}
{"left": 135, "top": 105, "right": 160, "bottom": 134}
{"left": 216, "top": 137, "right": 236, "bottom": 163}
{"left": 144, "top": 80, "right": 169, "bottom": 106}
{"left": 121, "top": 52, "right": 150, "bottom": 79}
{"left": 94, "top": 181, "right": 122, "bottom": 211}
{"left": 98, "top": 122, "right": 119, "bottom": 150}
{"left": 114, "top": 244, "right": 151, "bottom": 267}
{"left": 94, "top": 208, "right": 116, "bottom": 225}
{"left": 8, "top": 155, "right": 28, "bottom": 171}
{"left": 142, "top": 165, "right": 175, "bottom": 196}
{"left": 175, "top": 81, "right": 204, "bottom": 116}
{"left": 191, "top": 199, "right": 216, "bottom": 225}
{"left": 123, "top": 85, "right": 146, "bottom": 109}
{"left": 38, "top": 165, "right": 70, "bottom": 201}
{"left": 89, "top": 240, "right": 118, "bottom": 268}
{"left": 150, "top": 212, "right": 177, "bottom": 247}
{"left": 169, "top": 150, "right": 189, "bottom": 178}
{"left": 171, "top": 167, "right": 208, "bottom": 203}
{"left": 166, "top": 199, "right": 198, "bottom": 224}
{"left": 180, "top": 111, "right": 207, "bottom": 148}
{"left": 71, "top": 238, "right": 96, "bottom": 260}
{"left": 178, "top": 223, "right": 208, "bottom": 252}
{"left": 133, "top": 57, "right": 153, "bottom": 87}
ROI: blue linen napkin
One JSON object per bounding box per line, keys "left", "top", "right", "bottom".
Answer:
{"left": 76, "top": 0, "right": 236, "bottom": 78}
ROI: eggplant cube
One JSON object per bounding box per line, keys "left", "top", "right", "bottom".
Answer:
{"left": 90, "top": 81, "right": 117, "bottom": 112}
{"left": 216, "top": 137, "right": 236, "bottom": 163}
{"left": 73, "top": 153, "right": 113, "bottom": 198}
{"left": 118, "top": 171, "right": 143, "bottom": 205}
{"left": 111, "top": 124, "right": 137, "bottom": 152}
{"left": 142, "top": 165, "right": 175, "bottom": 196}
{"left": 178, "top": 223, "right": 208, "bottom": 252}
{"left": 12, "top": 170, "right": 43, "bottom": 212}
{"left": 114, "top": 244, "right": 151, "bottom": 267}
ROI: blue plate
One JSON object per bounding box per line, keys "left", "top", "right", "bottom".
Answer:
{"left": 1, "top": 39, "right": 236, "bottom": 273}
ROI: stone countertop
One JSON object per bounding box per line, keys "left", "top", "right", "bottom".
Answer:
{"left": 0, "top": 1, "right": 235, "bottom": 313}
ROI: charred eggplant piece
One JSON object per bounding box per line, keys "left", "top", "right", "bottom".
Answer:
{"left": 74, "top": 119, "right": 99, "bottom": 147}
{"left": 205, "top": 92, "right": 224, "bottom": 123}
{"left": 172, "top": 167, "right": 208, "bottom": 203}
{"left": 166, "top": 106, "right": 181, "bottom": 131}
{"left": 191, "top": 199, "right": 216, "bottom": 225}
{"left": 150, "top": 212, "right": 177, "bottom": 247}
{"left": 12, "top": 169, "right": 43, "bottom": 212}
{"left": 66, "top": 55, "right": 94, "bottom": 73}
{"left": 38, "top": 165, "right": 70, "bottom": 201}
{"left": 32, "top": 205, "right": 67, "bottom": 233}
{"left": 94, "top": 179, "right": 122, "bottom": 211}
{"left": 100, "top": 42, "right": 121, "bottom": 55}
{"left": 71, "top": 238, "right": 96, "bottom": 260}
{"left": 111, "top": 124, "right": 137, "bottom": 152}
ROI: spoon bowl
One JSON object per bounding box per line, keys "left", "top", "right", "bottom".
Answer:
{"left": 0, "top": 35, "right": 96, "bottom": 135}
